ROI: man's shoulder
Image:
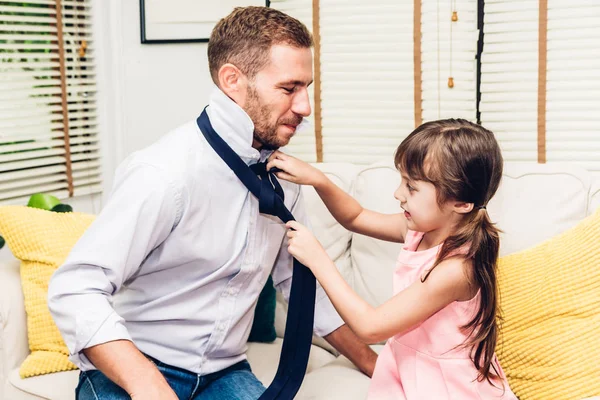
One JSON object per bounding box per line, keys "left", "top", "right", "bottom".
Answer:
{"left": 113, "top": 119, "right": 209, "bottom": 192}
{"left": 127, "top": 119, "right": 204, "bottom": 170}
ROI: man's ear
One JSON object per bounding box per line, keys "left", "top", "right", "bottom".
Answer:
{"left": 217, "top": 63, "right": 248, "bottom": 106}
{"left": 453, "top": 201, "right": 474, "bottom": 215}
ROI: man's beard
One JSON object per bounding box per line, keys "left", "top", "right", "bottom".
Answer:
{"left": 245, "top": 86, "right": 302, "bottom": 150}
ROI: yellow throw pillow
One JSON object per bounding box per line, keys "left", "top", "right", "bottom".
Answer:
{"left": 497, "top": 207, "right": 600, "bottom": 400}
{"left": 0, "top": 205, "right": 95, "bottom": 378}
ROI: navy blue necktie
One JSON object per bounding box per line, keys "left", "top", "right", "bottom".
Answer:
{"left": 197, "top": 109, "right": 316, "bottom": 399}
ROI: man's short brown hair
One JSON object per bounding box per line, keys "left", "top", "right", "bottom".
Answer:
{"left": 208, "top": 6, "right": 313, "bottom": 85}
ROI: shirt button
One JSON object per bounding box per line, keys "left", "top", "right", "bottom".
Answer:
{"left": 228, "top": 288, "right": 235, "bottom": 296}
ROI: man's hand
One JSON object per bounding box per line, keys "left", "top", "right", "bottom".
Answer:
{"left": 129, "top": 378, "right": 178, "bottom": 400}
{"left": 83, "top": 340, "right": 178, "bottom": 399}
{"left": 324, "top": 324, "right": 378, "bottom": 377}
{"left": 129, "top": 377, "right": 178, "bottom": 400}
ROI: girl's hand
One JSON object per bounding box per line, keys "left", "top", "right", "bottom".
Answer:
{"left": 286, "top": 221, "right": 331, "bottom": 271}
{"left": 267, "top": 151, "right": 324, "bottom": 187}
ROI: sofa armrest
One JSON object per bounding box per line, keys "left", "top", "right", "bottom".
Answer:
{"left": 590, "top": 177, "right": 600, "bottom": 215}
{"left": 0, "top": 249, "right": 30, "bottom": 383}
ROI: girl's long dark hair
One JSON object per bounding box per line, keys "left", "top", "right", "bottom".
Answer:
{"left": 395, "top": 119, "right": 503, "bottom": 384}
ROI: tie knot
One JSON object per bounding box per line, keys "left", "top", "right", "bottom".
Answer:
{"left": 250, "top": 162, "right": 282, "bottom": 176}
{"left": 250, "top": 162, "right": 268, "bottom": 176}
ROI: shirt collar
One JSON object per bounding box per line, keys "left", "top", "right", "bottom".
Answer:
{"left": 205, "top": 86, "right": 273, "bottom": 165}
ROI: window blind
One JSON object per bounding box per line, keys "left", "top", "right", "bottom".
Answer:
{"left": 319, "top": 0, "right": 415, "bottom": 164}
{"left": 546, "top": 0, "right": 600, "bottom": 174}
{"left": 479, "top": 0, "right": 539, "bottom": 162}
{"left": 0, "top": 0, "right": 101, "bottom": 205}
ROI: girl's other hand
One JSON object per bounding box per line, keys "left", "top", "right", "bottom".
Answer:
{"left": 267, "top": 151, "right": 324, "bottom": 187}
{"left": 286, "top": 221, "right": 331, "bottom": 271}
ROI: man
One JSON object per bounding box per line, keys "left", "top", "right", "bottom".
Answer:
{"left": 48, "top": 6, "right": 377, "bottom": 400}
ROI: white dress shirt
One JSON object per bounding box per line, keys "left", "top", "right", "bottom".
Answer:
{"left": 48, "top": 87, "right": 344, "bottom": 375}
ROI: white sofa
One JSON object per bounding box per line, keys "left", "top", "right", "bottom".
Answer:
{"left": 1, "top": 160, "right": 599, "bottom": 400}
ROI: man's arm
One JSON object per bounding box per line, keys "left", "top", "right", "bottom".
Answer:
{"left": 83, "top": 341, "right": 177, "bottom": 399}
{"left": 324, "top": 324, "right": 378, "bottom": 377}
{"left": 48, "top": 162, "right": 181, "bottom": 396}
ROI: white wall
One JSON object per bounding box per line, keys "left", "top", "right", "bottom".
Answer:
{"left": 90, "top": 0, "right": 216, "bottom": 210}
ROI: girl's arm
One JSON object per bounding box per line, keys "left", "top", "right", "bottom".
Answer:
{"left": 286, "top": 221, "right": 474, "bottom": 344}
{"left": 269, "top": 151, "right": 406, "bottom": 243}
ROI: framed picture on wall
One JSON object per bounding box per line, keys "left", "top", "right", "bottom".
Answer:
{"left": 140, "top": 0, "right": 270, "bottom": 44}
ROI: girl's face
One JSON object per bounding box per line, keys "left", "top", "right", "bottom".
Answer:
{"left": 394, "top": 174, "right": 457, "bottom": 241}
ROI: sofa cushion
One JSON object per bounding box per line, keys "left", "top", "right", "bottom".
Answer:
{"left": 296, "top": 344, "right": 384, "bottom": 400}
{"left": 349, "top": 161, "right": 403, "bottom": 307}
{"left": 247, "top": 275, "right": 277, "bottom": 343}
{"left": 488, "top": 162, "right": 592, "bottom": 256}
{"left": 0, "top": 206, "right": 95, "bottom": 378}
{"left": 296, "top": 362, "right": 371, "bottom": 400}
{"left": 246, "top": 339, "right": 337, "bottom": 386}
{"left": 6, "top": 339, "right": 336, "bottom": 400}
{"left": 8, "top": 369, "right": 77, "bottom": 400}
{"left": 497, "top": 207, "right": 600, "bottom": 400}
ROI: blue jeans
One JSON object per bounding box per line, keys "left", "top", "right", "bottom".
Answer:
{"left": 75, "top": 357, "right": 266, "bottom": 400}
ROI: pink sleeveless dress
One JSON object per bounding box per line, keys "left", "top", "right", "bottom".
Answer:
{"left": 367, "top": 230, "right": 517, "bottom": 400}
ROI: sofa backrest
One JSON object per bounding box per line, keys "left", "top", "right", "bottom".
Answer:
{"left": 303, "top": 160, "right": 596, "bottom": 308}
{"left": 302, "top": 163, "right": 360, "bottom": 284}
{"left": 488, "top": 162, "right": 593, "bottom": 255}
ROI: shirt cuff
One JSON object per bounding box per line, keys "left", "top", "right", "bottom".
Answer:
{"left": 313, "top": 285, "right": 344, "bottom": 337}
{"left": 71, "top": 311, "right": 133, "bottom": 371}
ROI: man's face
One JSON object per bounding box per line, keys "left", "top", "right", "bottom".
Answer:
{"left": 243, "top": 44, "right": 313, "bottom": 150}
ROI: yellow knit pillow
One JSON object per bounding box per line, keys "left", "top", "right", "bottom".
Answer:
{"left": 0, "top": 205, "right": 95, "bottom": 378}
{"left": 497, "top": 207, "right": 600, "bottom": 400}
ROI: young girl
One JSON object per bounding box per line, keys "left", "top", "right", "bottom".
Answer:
{"left": 267, "top": 119, "right": 517, "bottom": 399}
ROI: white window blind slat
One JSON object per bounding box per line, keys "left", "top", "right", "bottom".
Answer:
{"left": 72, "top": 184, "right": 101, "bottom": 197}
{"left": 0, "top": 14, "right": 57, "bottom": 24}
{"left": 0, "top": 0, "right": 54, "bottom": 5}
{"left": 70, "top": 151, "right": 99, "bottom": 161}
{"left": 71, "top": 159, "right": 100, "bottom": 170}
{"left": 0, "top": 139, "right": 64, "bottom": 152}
{"left": 0, "top": 148, "right": 65, "bottom": 164}
{"left": 0, "top": 173, "right": 65, "bottom": 193}
{"left": 0, "top": 182, "right": 68, "bottom": 202}
{"left": 0, "top": 164, "right": 65, "bottom": 181}
{"left": 0, "top": 24, "right": 57, "bottom": 34}
{"left": 0, "top": 155, "right": 66, "bottom": 173}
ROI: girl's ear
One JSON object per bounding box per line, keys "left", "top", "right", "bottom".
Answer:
{"left": 453, "top": 201, "right": 474, "bottom": 215}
